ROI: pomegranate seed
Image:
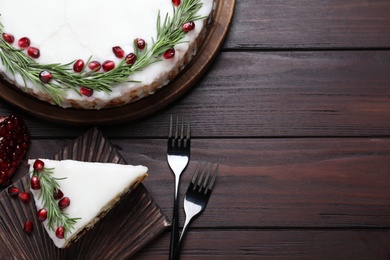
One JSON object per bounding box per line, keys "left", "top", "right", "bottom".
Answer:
{"left": 88, "top": 61, "right": 101, "bottom": 72}
{"left": 7, "top": 186, "right": 19, "bottom": 196}
{"left": 135, "top": 38, "right": 146, "bottom": 50}
{"left": 80, "top": 87, "right": 93, "bottom": 97}
{"left": 2, "top": 33, "right": 15, "bottom": 44}
{"left": 112, "top": 46, "right": 124, "bottom": 58}
{"left": 102, "top": 60, "right": 115, "bottom": 72}
{"left": 125, "top": 53, "right": 137, "bottom": 65}
{"left": 37, "top": 208, "right": 48, "bottom": 222}
{"left": 18, "top": 37, "right": 30, "bottom": 48}
{"left": 39, "top": 71, "right": 53, "bottom": 84}
{"left": 53, "top": 188, "right": 64, "bottom": 200}
{"left": 172, "top": 0, "right": 181, "bottom": 6}
{"left": 33, "top": 159, "right": 45, "bottom": 172}
{"left": 73, "top": 59, "right": 85, "bottom": 73}
{"left": 23, "top": 220, "right": 33, "bottom": 235}
{"left": 30, "top": 176, "right": 41, "bottom": 190}
{"left": 0, "top": 171, "right": 9, "bottom": 184}
{"left": 27, "top": 47, "right": 40, "bottom": 59}
{"left": 19, "top": 192, "right": 31, "bottom": 203}
{"left": 58, "top": 197, "right": 70, "bottom": 210}
{"left": 56, "top": 226, "right": 65, "bottom": 239}
{"left": 182, "top": 21, "right": 195, "bottom": 33}
{"left": 0, "top": 114, "right": 29, "bottom": 185}
{"left": 163, "top": 48, "right": 175, "bottom": 59}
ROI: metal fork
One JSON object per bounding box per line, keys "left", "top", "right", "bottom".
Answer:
{"left": 167, "top": 115, "right": 191, "bottom": 260}
{"left": 172, "top": 161, "right": 218, "bottom": 260}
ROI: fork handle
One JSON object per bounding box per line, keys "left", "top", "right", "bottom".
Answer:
{"left": 172, "top": 217, "right": 192, "bottom": 260}
{"left": 169, "top": 178, "right": 180, "bottom": 260}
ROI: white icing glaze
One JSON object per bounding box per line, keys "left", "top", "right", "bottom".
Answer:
{"left": 0, "top": 0, "right": 214, "bottom": 109}
{"left": 28, "top": 159, "right": 148, "bottom": 248}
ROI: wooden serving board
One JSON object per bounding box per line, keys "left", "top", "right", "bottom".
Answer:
{"left": 0, "top": 128, "right": 170, "bottom": 259}
{"left": 0, "top": 0, "right": 235, "bottom": 125}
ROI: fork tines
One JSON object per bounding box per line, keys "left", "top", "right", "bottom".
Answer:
{"left": 168, "top": 115, "right": 190, "bottom": 149}
{"left": 191, "top": 161, "right": 218, "bottom": 194}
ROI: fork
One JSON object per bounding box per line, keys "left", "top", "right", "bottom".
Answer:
{"left": 172, "top": 161, "right": 218, "bottom": 260}
{"left": 167, "top": 115, "right": 191, "bottom": 260}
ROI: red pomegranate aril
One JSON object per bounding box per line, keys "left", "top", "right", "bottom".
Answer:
{"left": 182, "top": 21, "right": 195, "bottom": 32}
{"left": 27, "top": 47, "right": 40, "bottom": 59}
{"left": 53, "top": 188, "right": 64, "bottom": 200}
{"left": 80, "top": 87, "right": 93, "bottom": 97}
{"left": 19, "top": 192, "right": 31, "bottom": 203}
{"left": 33, "top": 159, "right": 45, "bottom": 172}
{"left": 0, "top": 114, "right": 29, "bottom": 185}
{"left": 2, "top": 33, "right": 15, "bottom": 44}
{"left": 135, "top": 38, "right": 146, "bottom": 50}
{"left": 163, "top": 48, "right": 175, "bottom": 59}
{"left": 23, "top": 220, "right": 33, "bottom": 235}
{"left": 39, "top": 71, "right": 53, "bottom": 84}
{"left": 7, "top": 186, "right": 19, "bottom": 196}
{"left": 30, "top": 176, "right": 41, "bottom": 190}
{"left": 88, "top": 61, "right": 101, "bottom": 72}
{"left": 56, "top": 226, "right": 65, "bottom": 239}
{"left": 102, "top": 60, "right": 115, "bottom": 72}
{"left": 0, "top": 171, "right": 9, "bottom": 184}
{"left": 172, "top": 0, "right": 181, "bottom": 6}
{"left": 37, "top": 208, "right": 48, "bottom": 222}
{"left": 112, "top": 46, "right": 124, "bottom": 58}
{"left": 18, "top": 37, "right": 30, "bottom": 48}
{"left": 58, "top": 197, "right": 70, "bottom": 210}
{"left": 73, "top": 59, "right": 85, "bottom": 73}
{"left": 125, "top": 53, "right": 137, "bottom": 65}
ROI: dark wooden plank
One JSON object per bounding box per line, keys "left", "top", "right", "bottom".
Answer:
{"left": 1, "top": 51, "right": 389, "bottom": 138}
{"left": 4, "top": 138, "right": 390, "bottom": 228}
{"left": 226, "top": 0, "right": 390, "bottom": 49}
{"left": 133, "top": 229, "right": 390, "bottom": 259}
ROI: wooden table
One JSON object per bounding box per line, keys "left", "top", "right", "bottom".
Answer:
{"left": 1, "top": 0, "right": 390, "bottom": 258}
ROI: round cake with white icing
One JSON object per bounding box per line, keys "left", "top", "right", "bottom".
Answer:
{"left": 0, "top": 0, "right": 214, "bottom": 109}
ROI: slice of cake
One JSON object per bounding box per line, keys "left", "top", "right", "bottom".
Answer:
{"left": 0, "top": 0, "right": 215, "bottom": 109}
{"left": 28, "top": 159, "right": 148, "bottom": 248}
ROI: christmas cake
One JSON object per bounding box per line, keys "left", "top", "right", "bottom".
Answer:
{"left": 0, "top": 0, "right": 214, "bottom": 109}
{"left": 28, "top": 159, "right": 148, "bottom": 248}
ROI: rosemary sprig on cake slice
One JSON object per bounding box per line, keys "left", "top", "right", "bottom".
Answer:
{"left": 30, "top": 159, "right": 80, "bottom": 239}
{"left": 0, "top": 0, "right": 204, "bottom": 105}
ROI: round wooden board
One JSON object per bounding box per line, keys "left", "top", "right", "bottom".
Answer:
{"left": 0, "top": 0, "right": 235, "bottom": 125}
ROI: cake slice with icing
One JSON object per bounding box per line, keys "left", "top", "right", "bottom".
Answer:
{"left": 28, "top": 159, "right": 148, "bottom": 248}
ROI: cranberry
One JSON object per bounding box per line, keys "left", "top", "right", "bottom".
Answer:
{"left": 163, "top": 48, "right": 175, "bottom": 59}
{"left": 33, "top": 159, "right": 44, "bottom": 172}
{"left": 30, "top": 176, "right": 41, "bottom": 190}
{"left": 23, "top": 220, "right": 33, "bottom": 235}
{"left": 37, "top": 208, "right": 48, "bottom": 222}
{"left": 2, "top": 33, "right": 15, "bottom": 44}
{"left": 102, "top": 60, "right": 115, "bottom": 72}
{"left": 73, "top": 59, "right": 85, "bottom": 73}
{"left": 56, "top": 226, "right": 65, "bottom": 239}
{"left": 182, "top": 21, "right": 195, "bottom": 33}
{"left": 7, "top": 186, "right": 19, "bottom": 196}
{"left": 58, "top": 197, "right": 70, "bottom": 210}
{"left": 112, "top": 46, "right": 124, "bottom": 58}
{"left": 125, "top": 53, "right": 137, "bottom": 65}
{"left": 18, "top": 37, "right": 30, "bottom": 48}
{"left": 135, "top": 38, "right": 146, "bottom": 50}
{"left": 80, "top": 87, "right": 93, "bottom": 97}
{"left": 19, "top": 192, "right": 31, "bottom": 203}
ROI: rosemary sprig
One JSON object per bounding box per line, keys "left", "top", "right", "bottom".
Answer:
{"left": 0, "top": 0, "right": 204, "bottom": 105}
{"left": 32, "top": 167, "right": 80, "bottom": 235}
